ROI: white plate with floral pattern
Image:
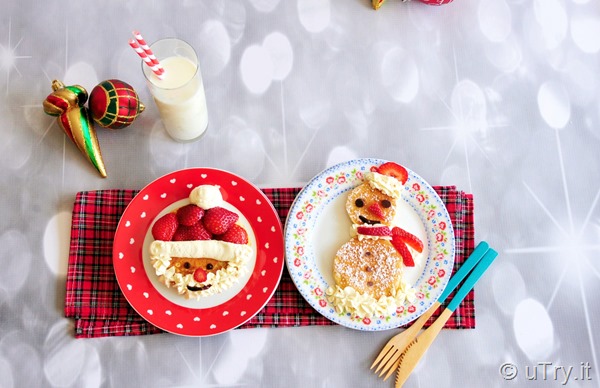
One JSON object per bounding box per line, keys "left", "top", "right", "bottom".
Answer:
{"left": 284, "top": 158, "right": 455, "bottom": 331}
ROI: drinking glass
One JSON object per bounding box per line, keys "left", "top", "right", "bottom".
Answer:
{"left": 142, "top": 38, "right": 208, "bottom": 142}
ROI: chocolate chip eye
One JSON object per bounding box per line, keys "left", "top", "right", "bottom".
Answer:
{"left": 183, "top": 262, "right": 191, "bottom": 269}
{"left": 206, "top": 263, "right": 214, "bottom": 270}
{"left": 381, "top": 200, "right": 391, "bottom": 208}
{"left": 355, "top": 198, "right": 364, "bottom": 208}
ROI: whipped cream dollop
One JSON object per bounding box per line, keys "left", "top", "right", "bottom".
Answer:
{"left": 150, "top": 240, "right": 252, "bottom": 300}
{"left": 189, "top": 185, "right": 223, "bottom": 209}
{"left": 365, "top": 172, "right": 403, "bottom": 199}
{"left": 325, "top": 279, "right": 417, "bottom": 318}
{"left": 326, "top": 285, "right": 396, "bottom": 318}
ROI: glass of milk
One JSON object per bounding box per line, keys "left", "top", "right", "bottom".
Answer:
{"left": 142, "top": 38, "right": 208, "bottom": 142}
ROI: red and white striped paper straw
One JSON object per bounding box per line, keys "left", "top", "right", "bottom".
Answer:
{"left": 129, "top": 39, "right": 164, "bottom": 79}
{"left": 132, "top": 30, "right": 164, "bottom": 73}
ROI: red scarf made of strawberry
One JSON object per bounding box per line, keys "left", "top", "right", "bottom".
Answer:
{"left": 356, "top": 225, "right": 422, "bottom": 267}
{"left": 358, "top": 162, "right": 425, "bottom": 267}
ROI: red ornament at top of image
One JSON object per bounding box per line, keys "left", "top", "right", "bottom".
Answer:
{"left": 88, "top": 79, "right": 145, "bottom": 129}
{"left": 417, "top": 0, "right": 453, "bottom": 5}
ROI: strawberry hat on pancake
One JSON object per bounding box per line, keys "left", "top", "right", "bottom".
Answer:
{"left": 365, "top": 162, "right": 408, "bottom": 199}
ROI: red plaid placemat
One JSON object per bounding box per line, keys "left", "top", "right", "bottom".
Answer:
{"left": 64, "top": 186, "right": 475, "bottom": 338}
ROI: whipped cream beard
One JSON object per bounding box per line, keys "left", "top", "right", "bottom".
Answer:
{"left": 150, "top": 240, "right": 252, "bottom": 299}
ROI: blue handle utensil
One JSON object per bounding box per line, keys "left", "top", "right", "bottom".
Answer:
{"left": 373, "top": 241, "right": 492, "bottom": 380}
{"left": 395, "top": 247, "right": 499, "bottom": 387}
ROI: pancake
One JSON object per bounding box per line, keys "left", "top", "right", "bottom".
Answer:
{"left": 345, "top": 184, "right": 397, "bottom": 226}
{"left": 333, "top": 237, "right": 403, "bottom": 300}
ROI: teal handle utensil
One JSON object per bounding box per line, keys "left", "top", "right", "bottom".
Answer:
{"left": 393, "top": 247, "right": 499, "bottom": 387}
{"left": 447, "top": 248, "right": 498, "bottom": 312}
{"left": 437, "top": 241, "right": 490, "bottom": 303}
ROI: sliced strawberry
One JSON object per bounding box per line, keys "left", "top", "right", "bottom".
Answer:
{"left": 377, "top": 162, "right": 408, "bottom": 184}
{"left": 356, "top": 225, "right": 391, "bottom": 236}
{"left": 193, "top": 268, "right": 208, "bottom": 283}
{"left": 202, "top": 207, "right": 239, "bottom": 235}
{"left": 216, "top": 224, "right": 249, "bottom": 244}
{"left": 151, "top": 213, "right": 178, "bottom": 241}
{"left": 392, "top": 227, "right": 424, "bottom": 253}
{"left": 176, "top": 204, "right": 204, "bottom": 226}
{"left": 367, "top": 202, "right": 385, "bottom": 220}
{"left": 391, "top": 234, "right": 415, "bottom": 267}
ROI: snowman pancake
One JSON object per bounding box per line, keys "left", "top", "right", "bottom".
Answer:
{"left": 326, "top": 162, "right": 425, "bottom": 318}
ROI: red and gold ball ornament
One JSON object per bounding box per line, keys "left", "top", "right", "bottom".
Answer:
{"left": 417, "top": 0, "right": 453, "bottom": 4}
{"left": 372, "top": 0, "right": 453, "bottom": 10}
{"left": 43, "top": 78, "right": 144, "bottom": 177}
{"left": 88, "top": 79, "right": 145, "bottom": 129}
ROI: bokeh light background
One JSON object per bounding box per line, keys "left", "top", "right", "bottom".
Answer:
{"left": 1, "top": 0, "right": 598, "bottom": 386}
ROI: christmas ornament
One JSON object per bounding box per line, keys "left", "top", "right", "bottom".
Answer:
{"left": 88, "top": 79, "right": 145, "bottom": 129}
{"left": 417, "top": 0, "right": 453, "bottom": 4}
{"left": 372, "top": 0, "right": 453, "bottom": 10}
{"left": 43, "top": 80, "right": 107, "bottom": 178}
{"left": 372, "top": 0, "right": 388, "bottom": 9}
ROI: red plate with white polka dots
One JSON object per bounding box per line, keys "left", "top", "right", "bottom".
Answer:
{"left": 113, "top": 168, "right": 284, "bottom": 336}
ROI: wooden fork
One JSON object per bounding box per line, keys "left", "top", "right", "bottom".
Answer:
{"left": 371, "top": 300, "right": 440, "bottom": 380}
{"left": 370, "top": 241, "right": 490, "bottom": 380}
{"left": 395, "top": 247, "right": 499, "bottom": 387}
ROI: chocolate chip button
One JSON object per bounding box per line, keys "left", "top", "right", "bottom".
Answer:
{"left": 367, "top": 281, "right": 374, "bottom": 287}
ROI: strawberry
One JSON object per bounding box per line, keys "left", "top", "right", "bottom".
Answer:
{"left": 172, "top": 226, "right": 189, "bottom": 241}
{"left": 188, "top": 223, "right": 212, "bottom": 240}
{"left": 367, "top": 202, "right": 385, "bottom": 220}
{"left": 391, "top": 234, "right": 415, "bottom": 267}
{"left": 216, "top": 224, "right": 249, "bottom": 244}
{"left": 356, "top": 225, "right": 391, "bottom": 236}
{"left": 173, "top": 223, "right": 212, "bottom": 241}
{"left": 376, "top": 162, "right": 408, "bottom": 184}
{"left": 392, "top": 227, "right": 424, "bottom": 253}
{"left": 193, "top": 268, "right": 208, "bottom": 283}
{"left": 151, "top": 213, "right": 178, "bottom": 241}
{"left": 202, "top": 207, "right": 239, "bottom": 235}
{"left": 176, "top": 204, "right": 204, "bottom": 226}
